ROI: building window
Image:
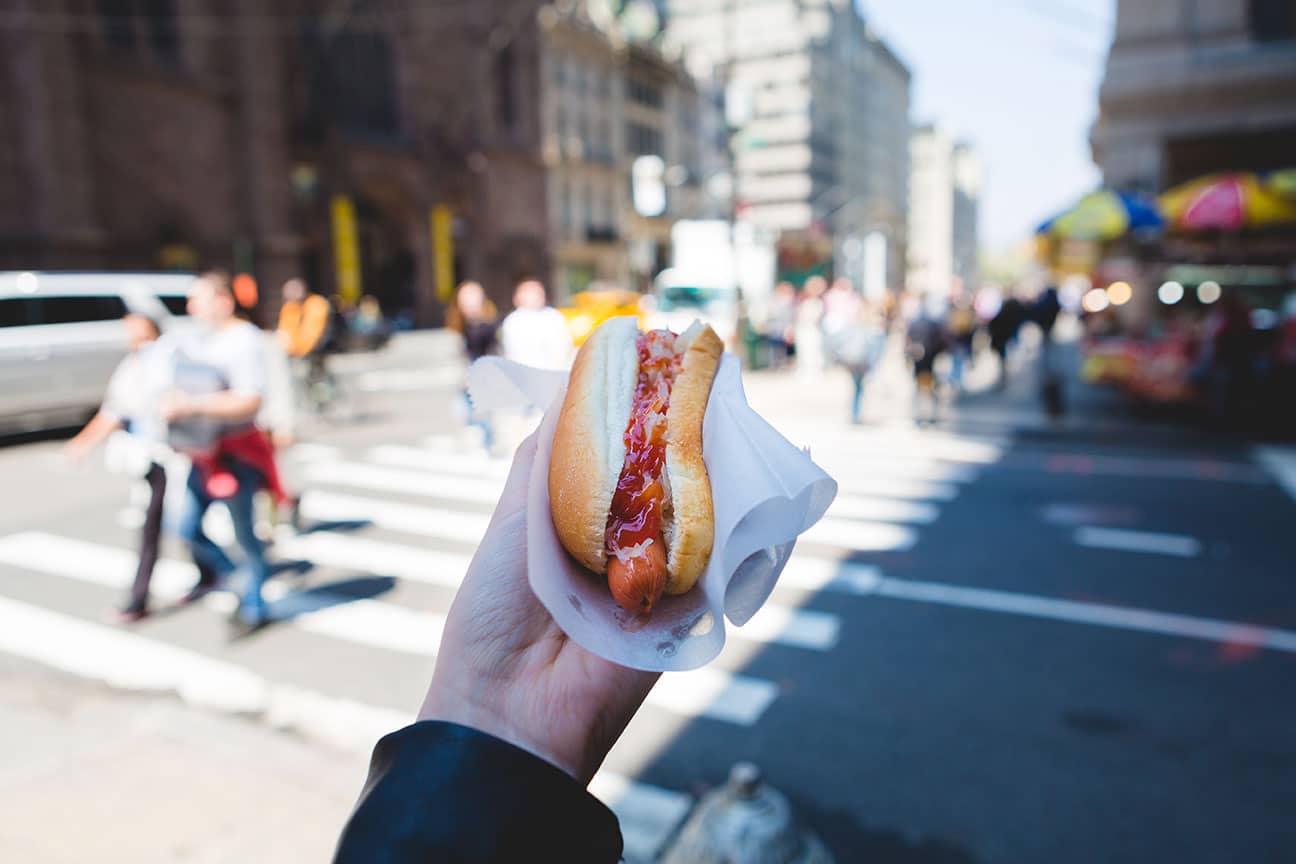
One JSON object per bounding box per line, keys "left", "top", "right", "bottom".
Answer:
{"left": 496, "top": 44, "right": 518, "bottom": 131}
{"left": 303, "top": 27, "right": 400, "bottom": 138}
{"left": 100, "top": 0, "right": 137, "bottom": 50}
{"left": 627, "top": 121, "right": 663, "bottom": 156}
{"left": 142, "top": 0, "right": 178, "bottom": 62}
{"left": 1250, "top": 0, "right": 1296, "bottom": 41}
{"left": 628, "top": 76, "right": 663, "bottom": 108}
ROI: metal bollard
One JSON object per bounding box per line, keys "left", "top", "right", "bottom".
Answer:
{"left": 660, "top": 763, "right": 834, "bottom": 864}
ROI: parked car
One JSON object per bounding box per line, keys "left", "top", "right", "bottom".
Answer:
{"left": 0, "top": 271, "right": 195, "bottom": 434}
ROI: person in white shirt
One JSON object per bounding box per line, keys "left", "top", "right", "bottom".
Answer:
{"left": 499, "top": 279, "right": 572, "bottom": 371}
{"left": 64, "top": 313, "right": 172, "bottom": 621}
{"left": 158, "top": 270, "right": 275, "bottom": 631}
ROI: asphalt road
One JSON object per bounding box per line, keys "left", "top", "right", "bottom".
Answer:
{"left": 1, "top": 332, "right": 1293, "bottom": 863}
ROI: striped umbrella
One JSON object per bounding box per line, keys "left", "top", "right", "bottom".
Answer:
{"left": 1158, "top": 172, "right": 1296, "bottom": 231}
{"left": 1036, "top": 190, "right": 1163, "bottom": 241}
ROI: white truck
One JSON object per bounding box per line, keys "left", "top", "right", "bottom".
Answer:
{"left": 651, "top": 220, "right": 775, "bottom": 349}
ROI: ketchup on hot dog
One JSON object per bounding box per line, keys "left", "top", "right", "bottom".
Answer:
{"left": 605, "top": 330, "right": 679, "bottom": 612}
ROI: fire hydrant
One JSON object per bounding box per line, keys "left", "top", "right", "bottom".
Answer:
{"left": 661, "top": 763, "right": 834, "bottom": 864}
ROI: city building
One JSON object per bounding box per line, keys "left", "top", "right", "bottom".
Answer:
{"left": 539, "top": 6, "right": 628, "bottom": 299}
{"left": 539, "top": 1, "right": 729, "bottom": 299}
{"left": 1093, "top": 0, "right": 1296, "bottom": 193}
{"left": 951, "top": 142, "right": 982, "bottom": 294}
{"left": 0, "top": 0, "right": 551, "bottom": 323}
{"left": 907, "top": 127, "right": 981, "bottom": 304}
{"left": 662, "top": 0, "right": 911, "bottom": 288}
{"left": 907, "top": 126, "right": 953, "bottom": 303}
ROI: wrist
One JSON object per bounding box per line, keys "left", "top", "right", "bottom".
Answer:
{"left": 418, "top": 679, "right": 586, "bottom": 782}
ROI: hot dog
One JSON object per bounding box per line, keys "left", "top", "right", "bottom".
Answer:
{"left": 548, "top": 317, "right": 722, "bottom": 614}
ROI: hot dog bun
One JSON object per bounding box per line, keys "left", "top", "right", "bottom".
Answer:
{"left": 548, "top": 317, "right": 722, "bottom": 599}
{"left": 661, "top": 322, "right": 722, "bottom": 594}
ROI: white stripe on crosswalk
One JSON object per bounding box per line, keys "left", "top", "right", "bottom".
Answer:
{"left": 588, "top": 773, "right": 693, "bottom": 862}
{"left": 0, "top": 594, "right": 689, "bottom": 862}
{"left": 0, "top": 532, "right": 797, "bottom": 724}
{"left": 300, "top": 490, "right": 492, "bottom": 542}
{"left": 305, "top": 460, "right": 940, "bottom": 526}
{"left": 1074, "top": 526, "right": 1202, "bottom": 558}
{"left": 802, "top": 516, "right": 918, "bottom": 551}
{"left": 301, "top": 489, "right": 920, "bottom": 554}
{"left": 0, "top": 532, "right": 447, "bottom": 656}
{"left": 1254, "top": 445, "right": 1296, "bottom": 503}
{"left": 367, "top": 444, "right": 511, "bottom": 479}
{"left": 303, "top": 461, "right": 504, "bottom": 504}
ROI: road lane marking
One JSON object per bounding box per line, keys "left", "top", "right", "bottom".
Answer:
{"left": 302, "top": 489, "right": 922, "bottom": 554}
{"left": 305, "top": 461, "right": 939, "bottom": 526}
{"left": 303, "top": 461, "right": 504, "bottom": 504}
{"left": 0, "top": 532, "right": 446, "bottom": 656}
{"left": 1254, "top": 446, "right": 1296, "bottom": 503}
{"left": 1074, "top": 526, "right": 1202, "bottom": 558}
{"left": 0, "top": 594, "right": 689, "bottom": 862}
{"left": 0, "top": 532, "right": 797, "bottom": 724}
{"left": 869, "top": 577, "right": 1296, "bottom": 653}
{"left": 366, "top": 444, "right": 511, "bottom": 478}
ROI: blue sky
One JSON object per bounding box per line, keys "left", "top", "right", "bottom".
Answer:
{"left": 858, "top": 0, "right": 1117, "bottom": 252}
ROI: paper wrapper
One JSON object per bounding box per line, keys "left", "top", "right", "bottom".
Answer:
{"left": 468, "top": 352, "right": 837, "bottom": 672}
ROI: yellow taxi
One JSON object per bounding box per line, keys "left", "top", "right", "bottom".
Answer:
{"left": 559, "top": 288, "right": 646, "bottom": 345}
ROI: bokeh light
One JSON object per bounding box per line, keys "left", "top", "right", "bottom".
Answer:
{"left": 1106, "top": 281, "right": 1132, "bottom": 306}
{"left": 1157, "top": 281, "right": 1184, "bottom": 304}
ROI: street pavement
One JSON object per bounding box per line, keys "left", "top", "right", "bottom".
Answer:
{"left": 1, "top": 329, "right": 1294, "bottom": 863}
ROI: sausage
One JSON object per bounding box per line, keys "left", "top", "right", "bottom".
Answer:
{"left": 607, "top": 535, "right": 668, "bottom": 613}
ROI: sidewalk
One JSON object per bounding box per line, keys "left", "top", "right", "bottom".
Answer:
{"left": 0, "top": 653, "right": 367, "bottom": 863}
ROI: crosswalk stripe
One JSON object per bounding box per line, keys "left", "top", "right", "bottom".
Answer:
{"left": 0, "top": 593, "right": 689, "bottom": 861}
{"left": 306, "top": 460, "right": 942, "bottom": 526}
{"left": 1074, "top": 526, "right": 1202, "bottom": 558}
{"left": 302, "top": 461, "right": 504, "bottom": 504}
{"left": 301, "top": 490, "right": 492, "bottom": 542}
{"left": 0, "top": 532, "right": 791, "bottom": 724}
{"left": 302, "top": 489, "right": 921, "bottom": 554}
{"left": 0, "top": 531, "right": 447, "bottom": 656}
{"left": 366, "top": 444, "right": 511, "bottom": 479}
{"left": 802, "top": 516, "right": 918, "bottom": 551}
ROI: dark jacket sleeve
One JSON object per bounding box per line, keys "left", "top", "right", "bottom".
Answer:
{"left": 332, "top": 720, "right": 623, "bottom": 864}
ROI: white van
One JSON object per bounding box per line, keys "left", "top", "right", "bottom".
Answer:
{"left": 0, "top": 271, "right": 196, "bottom": 434}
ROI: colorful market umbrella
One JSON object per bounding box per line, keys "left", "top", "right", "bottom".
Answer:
{"left": 1036, "top": 190, "right": 1163, "bottom": 241}
{"left": 1158, "top": 172, "right": 1296, "bottom": 231}
{"left": 1263, "top": 168, "right": 1296, "bottom": 200}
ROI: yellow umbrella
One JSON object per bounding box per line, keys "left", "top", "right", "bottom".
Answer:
{"left": 1264, "top": 168, "right": 1296, "bottom": 199}
{"left": 1158, "top": 172, "right": 1296, "bottom": 231}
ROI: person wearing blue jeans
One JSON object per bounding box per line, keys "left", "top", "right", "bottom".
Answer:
{"left": 178, "top": 458, "right": 270, "bottom": 627}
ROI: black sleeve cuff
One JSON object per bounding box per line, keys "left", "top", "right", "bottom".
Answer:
{"left": 333, "top": 720, "right": 623, "bottom": 864}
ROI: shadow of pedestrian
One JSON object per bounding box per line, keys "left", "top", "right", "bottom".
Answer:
{"left": 268, "top": 575, "right": 398, "bottom": 624}
{"left": 810, "top": 808, "right": 982, "bottom": 864}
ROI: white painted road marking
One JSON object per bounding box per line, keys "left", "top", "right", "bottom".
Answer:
{"left": 366, "top": 444, "right": 511, "bottom": 479}
{"left": 1254, "top": 446, "right": 1296, "bottom": 503}
{"left": 870, "top": 577, "right": 1296, "bottom": 653}
{"left": 0, "top": 594, "right": 689, "bottom": 863}
{"left": 0, "top": 532, "right": 447, "bottom": 656}
{"left": 303, "top": 460, "right": 505, "bottom": 504}
{"left": 1074, "top": 526, "right": 1202, "bottom": 558}
{"left": 0, "top": 532, "right": 798, "bottom": 724}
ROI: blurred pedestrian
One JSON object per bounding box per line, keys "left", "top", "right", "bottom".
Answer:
{"left": 765, "top": 281, "right": 797, "bottom": 368}
{"left": 1198, "top": 291, "right": 1256, "bottom": 426}
{"left": 161, "top": 270, "right": 285, "bottom": 632}
{"left": 830, "top": 301, "right": 886, "bottom": 425}
{"left": 500, "top": 278, "right": 572, "bottom": 371}
{"left": 64, "top": 313, "right": 171, "bottom": 622}
{"left": 945, "top": 299, "right": 976, "bottom": 393}
{"left": 822, "top": 277, "right": 861, "bottom": 339}
{"left": 907, "top": 307, "right": 948, "bottom": 426}
{"left": 277, "top": 278, "right": 334, "bottom": 411}
{"left": 351, "top": 295, "right": 391, "bottom": 350}
{"left": 795, "top": 276, "right": 827, "bottom": 379}
{"left": 448, "top": 280, "right": 501, "bottom": 450}
{"left": 989, "top": 297, "right": 1026, "bottom": 387}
